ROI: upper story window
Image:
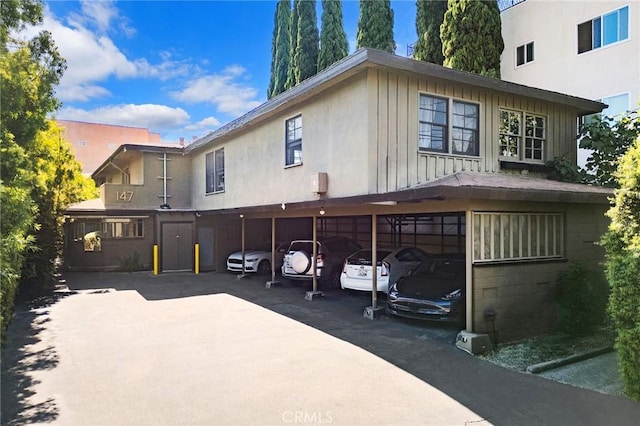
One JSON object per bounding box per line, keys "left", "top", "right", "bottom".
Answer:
{"left": 205, "top": 148, "right": 225, "bottom": 194}
{"left": 516, "top": 41, "right": 534, "bottom": 66}
{"left": 578, "top": 5, "right": 629, "bottom": 54}
{"left": 419, "top": 94, "right": 479, "bottom": 156}
{"left": 285, "top": 115, "right": 302, "bottom": 166}
{"left": 499, "top": 109, "right": 546, "bottom": 163}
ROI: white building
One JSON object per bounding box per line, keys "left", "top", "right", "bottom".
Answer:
{"left": 500, "top": 0, "right": 639, "bottom": 166}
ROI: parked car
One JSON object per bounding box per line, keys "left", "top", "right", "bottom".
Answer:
{"left": 281, "top": 236, "right": 362, "bottom": 288}
{"left": 226, "top": 242, "right": 288, "bottom": 274}
{"left": 387, "top": 254, "right": 466, "bottom": 323}
{"left": 340, "top": 247, "right": 429, "bottom": 294}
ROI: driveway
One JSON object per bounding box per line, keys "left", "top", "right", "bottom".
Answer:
{"left": 2, "top": 271, "right": 639, "bottom": 425}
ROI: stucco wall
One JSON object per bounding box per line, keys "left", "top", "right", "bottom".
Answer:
{"left": 190, "top": 74, "right": 370, "bottom": 211}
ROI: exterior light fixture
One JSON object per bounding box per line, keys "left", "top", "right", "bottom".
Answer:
{"left": 319, "top": 207, "right": 325, "bottom": 216}
{"left": 281, "top": 203, "right": 286, "bottom": 210}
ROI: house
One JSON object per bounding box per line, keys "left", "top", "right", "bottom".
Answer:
{"left": 64, "top": 48, "right": 611, "bottom": 342}
{"left": 500, "top": 0, "right": 639, "bottom": 167}
{"left": 57, "top": 119, "right": 181, "bottom": 175}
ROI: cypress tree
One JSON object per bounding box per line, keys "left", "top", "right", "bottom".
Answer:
{"left": 268, "top": 0, "right": 291, "bottom": 99}
{"left": 293, "top": 0, "right": 319, "bottom": 83}
{"left": 356, "top": 0, "right": 395, "bottom": 53}
{"left": 441, "top": 0, "right": 504, "bottom": 78}
{"left": 318, "top": 0, "right": 348, "bottom": 71}
{"left": 285, "top": 0, "right": 299, "bottom": 90}
{"left": 413, "top": 0, "right": 447, "bottom": 64}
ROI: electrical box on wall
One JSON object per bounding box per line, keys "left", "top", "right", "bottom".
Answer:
{"left": 311, "top": 172, "right": 328, "bottom": 194}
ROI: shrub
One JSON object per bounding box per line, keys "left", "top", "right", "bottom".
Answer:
{"left": 601, "top": 138, "right": 640, "bottom": 401}
{"left": 118, "top": 251, "right": 143, "bottom": 272}
{"left": 555, "top": 262, "right": 609, "bottom": 336}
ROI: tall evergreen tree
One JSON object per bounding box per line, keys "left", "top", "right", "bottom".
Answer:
{"left": 356, "top": 0, "right": 395, "bottom": 53}
{"left": 293, "top": 0, "right": 319, "bottom": 84}
{"left": 441, "top": 0, "right": 504, "bottom": 78}
{"left": 268, "top": 0, "right": 291, "bottom": 99}
{"left": 285, "top": 0, "right": 300, "bottom": 89}
{"left": 318, "top": 0, "right": 348, "bottom": 71}
{"left": 413, "top": 0, "right": 447, "bottom": 64}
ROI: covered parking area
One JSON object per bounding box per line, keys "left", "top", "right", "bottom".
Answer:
{"left": 195, "top": 173, "right": 611, "bottom": 343}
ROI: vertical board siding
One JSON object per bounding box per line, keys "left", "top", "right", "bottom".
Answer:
{"left": 371, "top": 69, "right": 580, "bottom": 192}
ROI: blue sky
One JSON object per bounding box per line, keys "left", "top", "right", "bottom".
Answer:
{"left": 37, "top": 1, "right": 418, "bottom": 143}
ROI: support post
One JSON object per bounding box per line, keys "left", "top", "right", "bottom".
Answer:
{"left": 364, "top": 212, "right": 384, "bottom": 319}
{"left": 153, "top": 244, "right": 159, "bottom": 275}
{"left": 266, "top": 216, "right": 281, "bottom": 288}
{"left": 194, "top": 243, "right": 200, "bottom": 274}
{"left": 305, "top": 214, "right": 323, "bottom": 300}
{"left": 237, "top": 214, "right": 248, "bottom": 280}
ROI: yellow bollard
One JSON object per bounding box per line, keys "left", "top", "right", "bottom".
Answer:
{"left": 153, "top": 244, "right": 159, "bottom": 275}
{"left": 194, "top": 243, "right": 200, "bottom": 274}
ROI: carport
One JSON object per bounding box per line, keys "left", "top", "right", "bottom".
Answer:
{"left": 214, "top": 196, "right": 468, "bottom": 327}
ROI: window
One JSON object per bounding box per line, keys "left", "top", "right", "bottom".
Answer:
{"left": 419, "top": 94, "right": 479, "bottom": 156}
{"left": 101, "top": 219, "right": 144, "bottom": 238}
{"left": 205, "top": 148, "right": 225, "bottom": 193}
{"left": 473, "top": 212, "right": 564, "bottom": 263}
{"left": 285, "top": 115, "right": 302, "bottom": 166}
{"left": 499, "top": 109, "right": 546, "bottom": 162}
{"left": 516, "top": 41, "right": 534, "bottom": 66}
{"left": 578, "top": 6, "right": 629, "bottom": 54}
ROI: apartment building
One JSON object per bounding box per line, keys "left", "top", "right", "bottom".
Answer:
{"left": 65, "top": 48, "right": 610, "bottom": 342}
{"left": 500, "top": 0, "right": 639, "bottom": 166}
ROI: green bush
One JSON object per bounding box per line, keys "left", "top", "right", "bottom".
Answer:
{"left": 602, "top": 138, "right": 640, "bottom": 401}
{"left": 555, "top": 262, "right": 609, "bottom": 336}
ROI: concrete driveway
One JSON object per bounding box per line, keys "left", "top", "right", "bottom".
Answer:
{"left": 2, "top": 271, "right": 639, "bottom": 425}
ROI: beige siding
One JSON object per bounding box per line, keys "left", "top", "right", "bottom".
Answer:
{"left": 369, "top": 69, "right": 580, "bottom": 193}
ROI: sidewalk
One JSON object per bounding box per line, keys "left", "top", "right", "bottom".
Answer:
{"left": 2, "top": 271, "right": 639, "bottom": 425}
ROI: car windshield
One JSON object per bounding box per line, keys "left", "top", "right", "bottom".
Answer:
{"left": 414, "top": 257, "right": 465, "bottom": 278}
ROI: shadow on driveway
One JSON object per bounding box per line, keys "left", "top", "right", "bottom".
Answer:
{"left": 3, "top": 270, "right": 639, "bottom": 425}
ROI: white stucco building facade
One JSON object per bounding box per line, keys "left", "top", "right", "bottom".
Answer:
{"left": 500, "top": 0, "right": 639, "bottom": 166}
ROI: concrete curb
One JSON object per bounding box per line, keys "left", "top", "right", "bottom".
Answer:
{"left": 526, "top": 346, "right": 614, "bottom": 374}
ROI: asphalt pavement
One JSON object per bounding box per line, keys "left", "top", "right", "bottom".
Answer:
{"left": 1, "top": 271, "right": 639, "bottom": 425}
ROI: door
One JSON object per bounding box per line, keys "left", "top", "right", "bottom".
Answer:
{"left": 162, "top": 222, "right": 194, "bottom": 271}
{"left": 197, "top": 226, "right": 215, "bottom": 271}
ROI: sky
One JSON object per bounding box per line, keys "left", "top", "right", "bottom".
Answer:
{"left": 35, "top": 0, "right": 419, "bottom": 143}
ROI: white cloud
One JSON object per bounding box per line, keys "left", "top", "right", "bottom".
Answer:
{"left": 56, "top": 104, "right": 190, "bottom": 132}
{"left": 186, "top": 116, "right": 221, "bottom": 129}
{"left": 36, "top": 4, "right": 192, "bottom": 102}
{"left": 171, "top": 68, "right": 263, "bottom": 116}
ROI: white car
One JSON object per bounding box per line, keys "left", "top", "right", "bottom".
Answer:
{"left": 226, "top": 243, "right": 288, "bottom": 274}
{"left": 340, "top": 247, "right": 429, "bottom": 293}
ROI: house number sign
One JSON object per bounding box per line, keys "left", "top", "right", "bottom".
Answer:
{"left": 116, "top": 191, "right": 134, "bottom": 202}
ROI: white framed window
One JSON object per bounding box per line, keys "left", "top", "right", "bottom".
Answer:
{"left": 101, "top": 219, "right": 144, "bottom": 239}
{"left": 499, "top": 109, "right": 546, "bottom": 162}
{"left": 77, "top": 141, "right": 87, "bottom": 148}
{"left": 205, "top": 148, "right": 225, "bottom": 194}
{"left": 516, "top": 41, "right": 534, "bottom": 66}
{"left": 578, "top": 5, "right": 629, "bottom": 54}
{"left": 285, "top": 115, "right": 302, "bottom": 166}
{"left": 473, "top": 212, "right": 564, "bottom": 263}
{"left": 419, "top": 94, "right": 479, "bottom": 156}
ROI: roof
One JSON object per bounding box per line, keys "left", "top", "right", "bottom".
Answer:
{"left": 186, "top": 48, "right": 606, "bottom": 153}
{"left": 91, "top": 143, "right": 184, "bottom": 179}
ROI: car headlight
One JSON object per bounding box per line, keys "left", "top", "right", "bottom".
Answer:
{"left": 246, "top": 257, "right": 258, "bottom": 262}
{"left": 442, "top": 289, "right": 462, "bottom": 301}
{"left": 388, "top": 283, "right": 398, "bottom": 300}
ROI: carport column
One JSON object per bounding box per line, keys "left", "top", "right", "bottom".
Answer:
{"left": 266, "top": 217, "right": 281, "bottom": 288}
{"left": 465, "top": 210, "right": 473, "bottom": 331}
{"left": 237, "top": 214, "right": 248, "bottom": 280}
{"left": 305, "top": 214, "right": 323, "bottom": 300}
{"left": 364, "top": 212, "right": 384, "bottom": 319}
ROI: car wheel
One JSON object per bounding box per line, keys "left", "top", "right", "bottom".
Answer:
{"left": 257, "top": 260, "right": 271, "bottom": 274}
{"left": 290, "top": 251, "right": 311, "bottom": 274}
